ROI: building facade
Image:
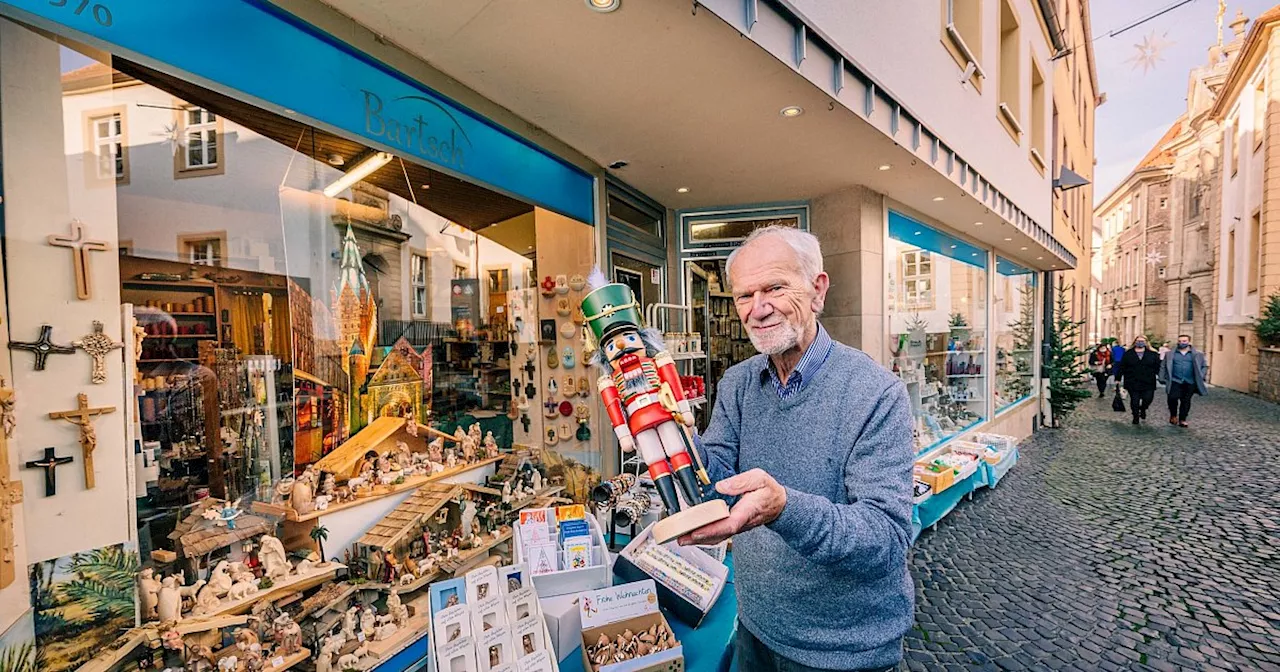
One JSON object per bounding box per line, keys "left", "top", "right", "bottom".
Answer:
{"left": 1209, "top": 8, "right": 1280, "bottom": 394}
{"left": 1097, "top": 125, "right": 1177, "bottom": 346}
{"left": 1051, "top": 0, "right": 1100, "bottom": 346}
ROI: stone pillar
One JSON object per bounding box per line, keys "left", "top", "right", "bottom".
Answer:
{"left": 808, "top": 186, "right": 885, "bottom": 362}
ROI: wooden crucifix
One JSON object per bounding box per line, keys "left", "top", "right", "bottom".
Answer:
{"left": 8, "top": 325, "right": 76, "bottom": 371}
{"left": 73, "top": 321, "right": 123, "bottom": 385}
{"left": 24, "top": 447, "right": 73, "bottom": 497}
{"left": 0, "top": 379, "right": 23, "bottom": 589}
{"left": 47, "top": 219, "right": 109, "bottom": 300}
{"left": 47, "top": 393, "right": 115, "bottom": 490}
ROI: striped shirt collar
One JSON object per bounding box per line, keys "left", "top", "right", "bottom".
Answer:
{"left": 760, "top": 323, "right": 834, "bottom": 399}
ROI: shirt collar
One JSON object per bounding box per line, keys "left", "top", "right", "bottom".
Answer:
{"left": 758, "top": 322, "right": 834, "bottom": 390}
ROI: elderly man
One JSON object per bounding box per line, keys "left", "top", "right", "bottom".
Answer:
{"left": 685, "top": 226, "right": 914, "bottom": 672}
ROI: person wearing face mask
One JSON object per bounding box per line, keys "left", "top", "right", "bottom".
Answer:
{"left": 1117, "top": 336, "right": 1161, "bottom": 425}
{"left": 1158, "top": 335, "right": 1208, "bottom": 427}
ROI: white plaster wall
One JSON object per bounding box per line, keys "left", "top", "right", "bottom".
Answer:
{"left": 789, "top": 0, "right": 1054, "bottom": 225}
{"left": 1218, "top": 68, "right": 1266, "bottom": 325}
{"left": 1, "top": 22, "right": 131, "bottom": 568}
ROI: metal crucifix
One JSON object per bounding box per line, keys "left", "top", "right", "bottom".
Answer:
{"left": 73, "top": 321, "right": 123, "bottom": 384}
{"left": 8, "top": 325, "right": 76, "bottom": 371}
{"left": 47, "top": 393, "right": 115, "bottom": 490}
{"left": 47, "top": 219, "right": 109, "bottom": 300}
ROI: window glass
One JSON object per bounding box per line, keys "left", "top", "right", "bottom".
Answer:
{"left": 688, "top": 215, "right": 800, "bottom": 243}
{"left": 993, "top": 259, "right": 1037, "bottom": 411}
{"left": 887, "top": 212, "right": 988, "bottom": 453}
{"left": 4, "top": 34, "right": 601, "bottom": 582}
{"left": 607, "top": 192, "right": 663, "bottom": 238}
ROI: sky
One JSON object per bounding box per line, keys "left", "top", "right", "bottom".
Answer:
{"left": 1092, "top": 0, "right": 1278, "bottom": 204}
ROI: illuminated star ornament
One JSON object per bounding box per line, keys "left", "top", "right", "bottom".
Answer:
{"left": 1146, "top": 248, "right": 1167, "bottom": 266}
{"left": 1127, "top": 30, "right": 1175, "bottom": 74}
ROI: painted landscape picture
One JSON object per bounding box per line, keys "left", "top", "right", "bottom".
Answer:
{"left": 29, "top": 543, "right": 138, "bottom": 672}
{"left": 0, "top": 610, "right": 35, "bottom": 672}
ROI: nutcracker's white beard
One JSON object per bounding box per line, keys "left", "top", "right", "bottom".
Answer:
{"left": 746, "top": 318, "right": 801, "bottom": 355}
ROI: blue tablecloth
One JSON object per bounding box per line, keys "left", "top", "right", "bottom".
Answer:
{"left": 557, "top": 548, "right": 738, "bottom": 672}
{"left": 978, "top": 447, "right": 1019, "bottom": 487}
{"left": 911, "top": 469, "right": 980, "bottom": 541}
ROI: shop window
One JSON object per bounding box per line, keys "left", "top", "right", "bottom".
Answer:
{"left": 994, "top": 258, "right": 1036, "bottom": 412}
{"left": 5, "top": 35, "right": 600, "bottom": 597}
{"left": 87, "top": 109, "right": 127, "bottom": 182}
{"left": 943, "top": 0, "right": 983, "bottom": 87}
{"left": 1249, "top": 211, "right": 1261, "bottom": 294}
{"left": 179, "top": 232, "right": 226, "bottom": 266}
{"left": 997, "top": 0, "right": 1022, "bottom": 140}
{"left": 887, "top": 211, "right": 989, "bottom": 454}
{"left": 411, "top": 252, "right": 429, "bottom": 317}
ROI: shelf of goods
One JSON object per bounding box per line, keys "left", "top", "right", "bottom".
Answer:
{"left": 910, "top": 433, "right": 1019, "bottom": 539}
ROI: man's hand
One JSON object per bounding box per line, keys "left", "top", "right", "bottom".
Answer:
{"left": 677, "top": 469, "right": 786, "bottom": 546}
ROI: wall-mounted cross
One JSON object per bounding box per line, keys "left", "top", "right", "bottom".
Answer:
{"left": 47, "top": 219, "right": 109, "bottom": 300}
{"left": 48, "top": 393, "right": 115, "bottom": 490}
{"left": 24, "top": 447, "right": 73, "bottom": 497}
{"left": 8, "top": 325, "right": 76, "bottom": 371}
{"left": 73, "top": 321, "right": 123, "bottom": 385}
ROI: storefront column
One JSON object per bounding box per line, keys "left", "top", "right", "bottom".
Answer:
{"left": 809, "top": 185, "right": 886, "bottom": 361}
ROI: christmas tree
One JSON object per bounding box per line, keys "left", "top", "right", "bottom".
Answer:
{"left": 1001, "top": 281, "right": 1037, "bottom": 402}
{"left": 1046, "top": 282, "right": 1091, "bottom": 426}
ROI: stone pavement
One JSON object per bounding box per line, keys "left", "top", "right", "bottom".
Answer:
{"left": 904, "top": 387, "right": 1280, "bottom": 671}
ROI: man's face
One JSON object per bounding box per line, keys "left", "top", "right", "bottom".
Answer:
{"left": 1178, "top": 336, "right": 1191, "bottom": 348}
{"left": 729, "top": 240, "right": 829, "bottom": 355}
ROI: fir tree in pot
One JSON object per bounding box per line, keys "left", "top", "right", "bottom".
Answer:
{"left": 1254, "top": 293, "right": 1280, "bottom": 347}
{"left": 1045, "top": 283, "right": 1091, "bottom": 426}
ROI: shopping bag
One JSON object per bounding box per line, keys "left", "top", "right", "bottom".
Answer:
{"left": 1111, "top": 387, "right": 1126, "bottom": 413}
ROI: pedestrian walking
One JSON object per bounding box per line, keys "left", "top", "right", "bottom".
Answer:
{"left": 1158, "top": 342, "right": 1170, "bottom": 361}
{"left": 1110, "top": 341, "right": 1126, "bottom": 387}
{"left": 1158, "top": 335, "right": 1208, "bottom": 428}
{"left": 1088, "top": 344, "right": 1112, "bottom": 398}
{"left": 1117, "top": 336, "right": 1161, "bottom": 425}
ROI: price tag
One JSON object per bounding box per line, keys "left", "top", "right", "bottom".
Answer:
{"left": 272, "top": 656, "right": 285, "bottom": 668}
{"left": 357, "top": 631, "right": 366, "bottom": 642}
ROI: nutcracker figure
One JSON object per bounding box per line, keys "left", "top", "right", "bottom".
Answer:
{"left": 582, "top": 283, "right": 729, "bottom": 543}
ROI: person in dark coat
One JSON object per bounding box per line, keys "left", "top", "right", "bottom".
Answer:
{"left": 1158, "top": 334, "right": 1209, "bottom": 427}
{"left": 1117, "top": 336, "right": 1161, "bottom": 425}
{"left": 1087, "top": 344, "right": 1112, "bottom": 398}
{"left": 1110, "top": 342, "right": 1126, "bottom": 386}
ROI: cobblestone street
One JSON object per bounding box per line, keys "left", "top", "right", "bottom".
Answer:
{"left": 905, "top": 387, "right": 1280, "bottom": 671}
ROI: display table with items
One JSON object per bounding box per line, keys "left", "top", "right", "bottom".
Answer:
{"left": 910, "top": 432, "right": 1020, "bottom": 539}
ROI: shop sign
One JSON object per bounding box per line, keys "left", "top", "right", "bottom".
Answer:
{"left": 0, "top": 0, "right": 595, "bottom": 224}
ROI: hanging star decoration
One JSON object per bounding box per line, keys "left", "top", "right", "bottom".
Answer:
{"left": 1145, "top": 248, "right": 1167, "bottom": 266}
{"left": 1127, "top": 30, "right": 1175, "bottom": 74}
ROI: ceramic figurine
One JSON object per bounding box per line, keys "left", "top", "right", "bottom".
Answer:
{"left": 360, "top": 606, "right": 377, "bottom": 639}
{"left": 583, "top": 282, "right": 729, "bottom": 543}
{"left": 258, "top": 535, "right": 291, "bottom": 580}
{"left": 468, "top": 422, "right": 482, "bottom": 446}
{"left": 157, "top": 575, "right": 183, "bottom": 622}
{"left": 186, "top": 644, "right": 216, "bottom": 672}
{"left": 387, "top": 589, "right": 409, "bottom": 627}
{"left": 461, "top": 436, "right": 476, "bottom": 463}
{"left": 273, "top": 613, "right": 303, "bottom": 656}
{"left": 427, "top": 438, "right": 444, "bottom": 464}
{"left": 217, "top": 654, "right": 238, "bottom": 671}
{"left": 483, "top": 431, "right": 499, "bottom": 458}
{"left": 228, "top": 561, "right": 255, "bottom": 584}
{"left": 228, "top": 576, "right": 257, "bottom": 601}
{"left": 501, "top": 480, "right": 512, "bottom": 505}
{"left": 446, "top": 449, "right": 458, "bottom": 469}
{"left": 206, "top": 560, "right": 233, "bottom": 597}
{"left": 336, "top": 643, "right": 368, "bottom": 671}
{"left": 405, "top": 406, "right": 418, "bottom": 437}
{"left": 271, "top": 476, "right": 295, "bottom": 505}
{"left": 291, "top": 467, "right": 316, "bottom": 516}
{"left": 315, "top": 636, "right": 340, "bottom": 672}
{"left": 138, "top": 567, "right": 161, "bottom": 620}
{"left": 194, "top": 580, "right": 222, "bottom": 615}
{"left": 531, "top": 469, "right": 543, "bottom": 493}
{"left": 342, "top": 606, "right": 359, "bottom": 641}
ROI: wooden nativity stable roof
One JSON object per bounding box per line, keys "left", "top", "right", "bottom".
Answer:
{"left": 356, "top": 483, "right": 462, "bottom": 551}
{"left": 313, "top": 415, "right": 411, "bottom": 477}
{"left": 168, "top": 500, "right": 274, "bottom": 558}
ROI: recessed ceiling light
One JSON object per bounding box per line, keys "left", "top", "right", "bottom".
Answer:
{"left": 914, "top": 231, "right": 922, "bottom": 236}
{"left": 949, "top": 245, "right": 957, "bottom": 249}
{"left": 878, "top": 164, "right": 892, "bottom": 171}
{"left": 780, "top": 106, "right": 804, "bottom": 118}
{"left": 326, "top": 154, "right": 345, "bottom": 166}
{"left": 1004, "top": 237, "right": 1012, "bottom": 241}
{"left": 420, "top": 184, "right": 430, "bottom": 190}
{"left": 933, "top": 196, "right": 945, "bottom": 202}
{"left": 586, "top": 0, "right": 620, "bottom": 12}
{"left": 1037, "top": 256, "right": 1044, "bottom": 260}
{"left": 1020, "top": 246, "right": 1028, "bottom": 250}
{"left": 974, "top": 221, "right": 984, "bottom": 226}
{"left": 676, "top": 187, "right": 690, "bottom": 194}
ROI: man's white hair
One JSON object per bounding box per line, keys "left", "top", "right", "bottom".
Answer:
{"left": 726, "top": 225, "right": 824, "bottom": 285}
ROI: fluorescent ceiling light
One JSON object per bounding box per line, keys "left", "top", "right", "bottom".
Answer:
{"left": 323, "top": 151, "right": 392, "bottom": 198}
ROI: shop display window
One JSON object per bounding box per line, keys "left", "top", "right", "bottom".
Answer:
{"left": 887, "top": 212, "right": 989, "bottom": 453}
{"left": 3, "top": 34, "right": 601, "bottom": 570}
{"left": 993, "top": 259, "right": 1038, "bottom": 412}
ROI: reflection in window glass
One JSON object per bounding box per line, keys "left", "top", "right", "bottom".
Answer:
{"left": 688, "top": 216, "right": 800, "bottom": 242}
{"left": 993, "top": 260, "right": 1036, "bottom": 411}
{"left": 887, "top": 213, "right": 988, "bottom": 453}
{"left": 15, "top": 40, "right": 603, "bottom": 568}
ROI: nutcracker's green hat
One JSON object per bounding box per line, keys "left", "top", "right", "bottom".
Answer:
{"left": 581, "top": 283, "right": 642, "bottom": 347}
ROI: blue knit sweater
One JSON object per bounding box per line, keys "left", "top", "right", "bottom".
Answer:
{"left": 697, "top": 342, "right": 915, "bottom": 670}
